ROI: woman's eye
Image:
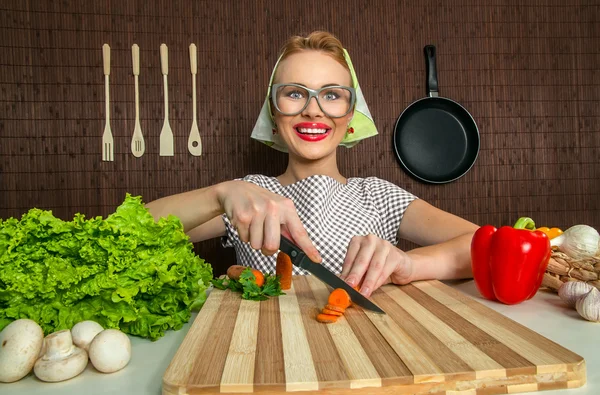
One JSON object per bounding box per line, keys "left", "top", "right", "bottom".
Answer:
{"left": 322, "top": 91, "right": 340, "bottom": 101}
{"left": 286, "top": 90, "right": 305, "bottom": 99}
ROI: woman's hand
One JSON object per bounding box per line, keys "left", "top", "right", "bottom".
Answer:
{"left": 216, "top": 180, "right": 321, "bottom": 262}
{"left": 339, "top": 234, "right": 413, "bottom": 297}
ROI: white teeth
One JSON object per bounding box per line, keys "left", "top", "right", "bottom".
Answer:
{"left": 297, "top": 128, "right": 327, "bottom": 134}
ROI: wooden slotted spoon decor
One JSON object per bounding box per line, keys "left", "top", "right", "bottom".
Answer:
{"left": 188, "top": 43, "right": 202, "bottom": 156}
{"left": 131, "top": 44, "right": 145, "bottom": 158}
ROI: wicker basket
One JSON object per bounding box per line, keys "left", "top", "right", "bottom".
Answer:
{"left": 542, "top": 249, "right": 600, "bottom": 292}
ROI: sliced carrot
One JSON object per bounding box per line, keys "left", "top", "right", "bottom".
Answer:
{"left": 316, "top": 313, "right": 339, "bottom": 323}
{"left": 325, "top": 304, "right": 346, "bottom": 313}
{"left": 251, "top": 269, "right": 265, "bottom": 288}
{"left": 321, "top": 308, "right": 343, "bottom": 317}
{"left": 328, "top": 288, "right": 351, "bottom": 309}
{"left": 276, "top": 252, "right": 293, "bottom": 290}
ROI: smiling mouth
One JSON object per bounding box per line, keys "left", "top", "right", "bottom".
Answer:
{"left": 296, "top": 127, "right": 330, "bottom": 135}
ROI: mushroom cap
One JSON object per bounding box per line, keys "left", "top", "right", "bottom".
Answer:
{"left": 0, "top": 319, "right": 44, "bottom": 383}
{"left": 89, "top": 329, "right": 131, "bottom": 373}
{"left": 71, "top": 320, "right": 104, "bottom": 351}
{"left": 33, "top": 329, "right": 88, "bottom": 382}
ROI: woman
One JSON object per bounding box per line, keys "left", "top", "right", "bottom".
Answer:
{"left": 146, "top": 31, "right": 479, "bottom": 298}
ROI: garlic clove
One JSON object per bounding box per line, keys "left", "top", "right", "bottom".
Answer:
{"left": 575, "top": 287, "right": 600, "bottom": 322}
{"left": 558, "top": 281, "right": 594, "bottom": 308}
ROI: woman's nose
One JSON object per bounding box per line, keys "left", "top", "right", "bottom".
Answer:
{"left": 301, "top": 97, "right": 324, "bottom": 117}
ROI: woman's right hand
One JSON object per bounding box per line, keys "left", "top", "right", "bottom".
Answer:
{"left": 216, "top": 180, "right": 321, "bottom": 263}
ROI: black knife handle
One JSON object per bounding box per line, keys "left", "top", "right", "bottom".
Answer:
{"left": 279, "top": 235, "right": 304, "bottom": 263}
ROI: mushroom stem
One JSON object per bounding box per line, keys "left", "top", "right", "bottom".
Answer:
{"left": 43, "top": 330, "right": 75, "bottom": 359}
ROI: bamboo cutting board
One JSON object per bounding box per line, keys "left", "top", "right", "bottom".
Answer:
{"left": 163, "top": 276, "right": 585, "bottom": 395}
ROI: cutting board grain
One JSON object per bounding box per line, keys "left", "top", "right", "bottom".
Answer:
{"left": 163, "top": 276, "right": 585, "bottom": 395}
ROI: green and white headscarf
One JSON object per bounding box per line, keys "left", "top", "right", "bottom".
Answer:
{"left": 250, "top": 49, "right": 378, "bottom": 152}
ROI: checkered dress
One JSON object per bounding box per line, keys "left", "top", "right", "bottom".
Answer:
{"left": 221, "top": 174, "right": 417, "bottom": 275}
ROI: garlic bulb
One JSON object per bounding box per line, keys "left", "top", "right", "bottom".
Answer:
{"left": 558, "top": 281, "right": 594, "bottom": 308}
{"left": 575, "top": 288, "right": 600, "bottom": 322}
{"left": 551, "top": 225, "right": 600, "bottom": 260}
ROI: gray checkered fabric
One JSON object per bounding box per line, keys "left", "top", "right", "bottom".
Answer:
{"left": 221, "top": 175, "right": 417, "bottom": 275}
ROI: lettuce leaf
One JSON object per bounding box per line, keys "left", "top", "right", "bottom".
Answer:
{"left": 0, "top": 194, "right": 212, "bottom": 341}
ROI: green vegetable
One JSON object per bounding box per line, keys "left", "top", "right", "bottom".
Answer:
{"left": 0, "top": 194, "right": 212, "bottom": 341}
{"left": 212, "top": 268, "right": 284, "bottom": 301}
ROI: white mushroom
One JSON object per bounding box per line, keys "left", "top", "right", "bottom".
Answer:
{"left": 71, "top": 320, "right": 104, "bottom": 351}
{"left": 0, "top": 319, "right": 44, "bottom": 383}
{"left": 88, "top": 329, "right": 131, "bottom": 373}
{"left": 34, "top": 329, "right": 88, "bottom": 382}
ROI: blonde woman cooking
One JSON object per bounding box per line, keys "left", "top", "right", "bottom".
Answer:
{"left": 146, "top": 31, "right": 478, "bottom": 298}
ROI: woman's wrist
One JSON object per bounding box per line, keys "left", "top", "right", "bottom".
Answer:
{"left": 403, "top": 232, "right": 474, "bottom": 282}
{"left": 213, "top": 180, "right": 233, "bottom": 208}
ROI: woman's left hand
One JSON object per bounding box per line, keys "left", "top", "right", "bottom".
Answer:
{"left": 339, "top": 234, "right": 413, "bottom": 297}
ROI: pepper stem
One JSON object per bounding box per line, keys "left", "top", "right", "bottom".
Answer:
{"left": 513, "top": 217, "right": 536, "bottom": 230}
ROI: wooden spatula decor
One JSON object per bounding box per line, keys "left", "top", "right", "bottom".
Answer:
{"left": 159, "top": 43, "right": 174, "bottom": 156}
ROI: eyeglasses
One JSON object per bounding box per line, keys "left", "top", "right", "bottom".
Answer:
{"left": 271, "top": 83, "right": 356, "bottom": 118}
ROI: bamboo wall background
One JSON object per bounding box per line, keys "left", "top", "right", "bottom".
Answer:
{"left": 1, "top": 0, "right": 598, "bottom": 275}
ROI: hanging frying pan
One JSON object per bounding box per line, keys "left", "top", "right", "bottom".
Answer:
{"left": 393, "top": 45, "right": 480, "bottom": 184}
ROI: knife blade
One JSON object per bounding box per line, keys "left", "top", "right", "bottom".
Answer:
{"left": 279, "top": 235, "right": 386, "bottom": 314}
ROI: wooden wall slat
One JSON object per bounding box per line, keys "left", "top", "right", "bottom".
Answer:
{"left": 1, "top": 0, "right": 598, "bottom": 274}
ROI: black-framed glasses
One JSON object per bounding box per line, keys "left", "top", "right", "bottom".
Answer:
{"left": 271, "top": 83, "right": 356, "bottom": 118}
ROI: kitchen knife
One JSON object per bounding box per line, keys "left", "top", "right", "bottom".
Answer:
{"left": 279, "top": 235, "right": 385, "bottom": 314}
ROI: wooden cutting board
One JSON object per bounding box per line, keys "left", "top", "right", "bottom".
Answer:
{"left": 163, "top": 276, "right": 585, "bottom": 395}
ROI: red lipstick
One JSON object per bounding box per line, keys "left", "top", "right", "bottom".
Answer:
{"left": 293, "top": 122, "right": 332, "bottom": 142}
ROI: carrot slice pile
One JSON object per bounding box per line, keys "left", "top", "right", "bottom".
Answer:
{"left": 316, "top": 287, "right": 359, "bottom": 324}
{"left": 328, "top": 288, "right": 352, "bottom": 309}
{"left": 324, "top": 304, "right": 345, "bottom": 313}
{"left": 322, "top": 308, "right": 343, "bottom": 317}
{"left": 316, "top": 313, "right": 339, "bottom": 323}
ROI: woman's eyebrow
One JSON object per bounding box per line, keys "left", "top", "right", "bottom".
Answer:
{"left": 284, "top": 82, "right": 348, "bottom": 88}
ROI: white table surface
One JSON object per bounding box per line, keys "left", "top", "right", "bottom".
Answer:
{"left": 1, "top": 280, "right": 597, "bottom": 395}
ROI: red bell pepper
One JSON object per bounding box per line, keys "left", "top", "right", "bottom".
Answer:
{"left": 471, "top": 217, "right": 551, "bottom": 305}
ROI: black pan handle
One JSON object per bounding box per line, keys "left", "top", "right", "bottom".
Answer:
{"left": 424, "top": 45, "right": 439, "bottom": 97}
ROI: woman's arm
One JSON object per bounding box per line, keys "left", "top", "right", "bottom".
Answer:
{"left": 398, "top": 199, "right": 479, "bottom": 281}
{"left": 186, "top": 216, "right": 227, "bottom": 243}
{"left": 145, "top": 183, "right": 224, "bottom": 232}
{"left": 340, "top": 199, "right": 479, "bottom": 297}
{"left": 145, "top": 180, "right": 321, "bottom": 262}
{"left": 398, "top": 199, "right": 479, "bottom": 246}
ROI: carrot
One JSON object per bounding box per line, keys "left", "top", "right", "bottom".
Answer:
{"left": 276, "top": 252, "right": 293, "bottom": 290}
{"left": 316, "top": 313, "right": 339, "bottom": 324}
{"left": 251, "top": 269, "right": 265, "bottom": 288}
{"left": 324, "top": 304, "right": 346, "bottom": 313}
{"left": 328, "top": 288, "right": 352, "bottom": 309}
{"left": 321, "top": 308, "right": 343, "bottom": 317}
